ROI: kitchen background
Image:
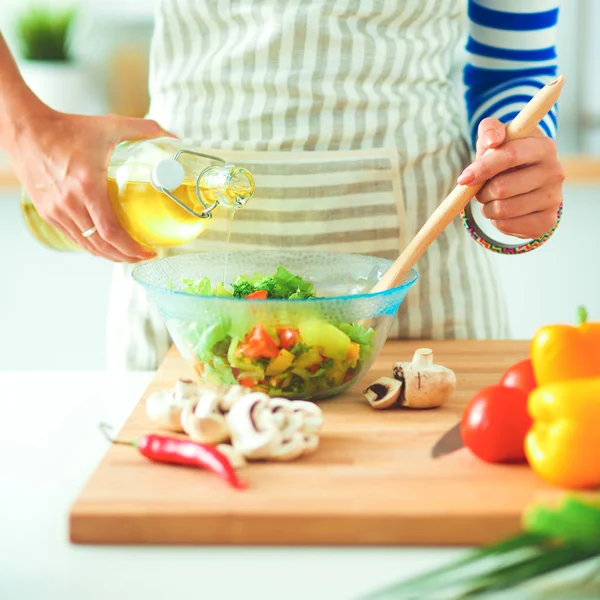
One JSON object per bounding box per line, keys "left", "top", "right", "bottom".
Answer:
{"left": 0, "top": 0, "right": 598, "bottom": 371}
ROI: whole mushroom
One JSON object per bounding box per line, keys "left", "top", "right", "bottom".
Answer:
{"left": 393, "top": 348, "right": 456, "bottom": 408}
{"left": 363, "top": 348, "right": 456, "bottom": 409}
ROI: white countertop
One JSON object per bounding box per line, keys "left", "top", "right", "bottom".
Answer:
{"left": 1, "top": 372, "right": 588, "bottom": 600}
{"left": 0, "top": 371, "right": 466, "bottom": 600}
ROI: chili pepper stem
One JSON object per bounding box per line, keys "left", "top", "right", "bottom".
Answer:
{"left": 98, "top": 422, "right": 137, "bottom": 447}
{"left": 577, "top": 305, "right": 588, "bottom": 325}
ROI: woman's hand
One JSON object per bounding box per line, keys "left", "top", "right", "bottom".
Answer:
{"left": 457, "top": 117, "right": 565, "bottom": 239}
{"left": 7, "top": 104, "right": 173, "bottom": 262}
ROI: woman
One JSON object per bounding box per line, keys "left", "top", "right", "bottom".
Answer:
{"left": 0, "top": 0, "right": 564, "bottom": 371}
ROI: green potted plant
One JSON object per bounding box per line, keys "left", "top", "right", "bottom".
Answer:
{"left": 13, "top": 3, "right": 106, "bottom": 115}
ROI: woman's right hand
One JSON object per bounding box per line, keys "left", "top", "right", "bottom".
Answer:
{"left": 8, "top": 105, "right": 174, "bottom": 262}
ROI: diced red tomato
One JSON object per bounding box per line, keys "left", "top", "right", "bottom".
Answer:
{"left": 245, "top": 290, "right": 268, "bottom": 300}
{"left": 239, "top": 326, "right": 280, "bottom": 359}
{"left": 277, "top": 328, "right": 300, "bottom": 350}
{"left": 238, "top": 377, "right": 256, "bottom": 388}
{"left": 309, "top": 363, "right": 320, "bottom": 374}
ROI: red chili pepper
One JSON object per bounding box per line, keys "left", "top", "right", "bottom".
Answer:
{"left": 99, "top": 424, "right": 246, "bottom": 490}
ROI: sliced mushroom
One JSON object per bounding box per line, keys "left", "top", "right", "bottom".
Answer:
{"left": 180, "top": 389, "right": 230, "bottom": 444}
{"left": 146, "top": 378, "right": 198, "bottom": 432}
{"left": 269, "top": 432, "right": 307, "bottom": 461}
{"left": 173, "top": 378, "right": 198, "bottom": 402}
{"left": 216, "top": 444, "right": 247, "bottom": 469}
{"left": 227, "top": 392, "right": 283, "bottom": 460}
{"left": 289, "top": 401, "right": 323, "bottom": 435}
{"left": 393, "top": 348, "right": 456, "bottom": 409}
{"left": 303, "top": 435, "right": 320, "bottom": 455}
{"left": 219, "top": 385, "right": 252, "bottom": 412}
{"left": 363, "top": 377, "right": 402, "bottom": 409}
{"left": 268, "top": 398, "right": 294, "bottom": 430}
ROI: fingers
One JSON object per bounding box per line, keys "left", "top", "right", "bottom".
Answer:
{"left": 458, "top": 135, "right": 555, "bottom": 186}
{"left": 86, "top": 192, "right": 156, "bottom": 260}
{"left": 490, "top": 208, "right": 559, "bottom": 240}
{"left": 66, "top": 200, "right": 143, "bottom": 263}
{"left": 63, "top": 190, "right": 145, "bottom": 262}
{"left": 476, "top": 164, "right": 562, "bottom": 204}
{"left": 44, "top": 213, "right": 101, "bottom": 257}
{"left": 475, "top": 117, "right": 506, "bottom": 158}
{"left": 38, "top": 182, "right": 154, "bottom": 262}
{"left": 480, "top": 187, "right": 561, "bottom": 221}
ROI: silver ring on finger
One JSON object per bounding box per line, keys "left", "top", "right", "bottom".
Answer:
{"left": 81, "top": 226, "right": 97, "bottom": 238}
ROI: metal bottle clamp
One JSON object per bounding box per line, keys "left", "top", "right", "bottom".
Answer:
{"left": 150, "top": 149, "right": 243, "bottom": 219}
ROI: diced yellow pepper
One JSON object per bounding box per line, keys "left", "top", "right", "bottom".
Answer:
{"left": 265, "top": 349, "right": 295, "bottom": 376}
{"left": 293, "top": 348, "right": 322, "bottom": 369}
{"left": 346, "top": 342, "right": 360, "bottom": 368}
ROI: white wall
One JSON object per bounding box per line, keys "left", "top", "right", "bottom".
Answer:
{"left": 0, "top": 193, "right": 113, "bottom": 371}
{"left": 491, "top": 185, "right": 599, "bottom": 338}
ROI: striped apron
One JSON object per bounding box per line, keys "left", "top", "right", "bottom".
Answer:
{"left": 106, "top": 0, "right": 509, "bottom": 372}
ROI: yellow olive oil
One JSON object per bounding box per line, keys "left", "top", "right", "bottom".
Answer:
{"left": 107, "top": 178, "right": 210, "bottom": 248}
{"left": 19, "top": 137, "right": 255, "bottom": 253}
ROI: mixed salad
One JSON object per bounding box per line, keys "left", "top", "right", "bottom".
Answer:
{"left": 175, "top": 267, "right": 376, "bottom": 397}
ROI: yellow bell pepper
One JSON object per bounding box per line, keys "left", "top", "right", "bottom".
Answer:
{"left": 530, "top": 306, "right": 600, "bottom": 386}
{"left": 525, "top": 378, "right": 600, "bottom": 489}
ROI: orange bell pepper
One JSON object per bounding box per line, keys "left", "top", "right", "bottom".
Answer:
{"left": 525, "top": 378, "right": 600, "bottom": 489}
{"left": 530, "top": 306, "right": 600, "bottom": 386}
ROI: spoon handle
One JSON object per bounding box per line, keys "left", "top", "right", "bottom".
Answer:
{"left": 371, "top": 74, "right": 566, "bottom": 295}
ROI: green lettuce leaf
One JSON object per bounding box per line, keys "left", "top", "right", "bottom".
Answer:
{"left": 182, "top": 277, "right": 212, "bottom": 296}
{"left": 338, "top": 323, "right": 376, "bottom": 361}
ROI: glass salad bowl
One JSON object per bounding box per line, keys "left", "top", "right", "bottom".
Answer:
{"left": 132, "top": 251, "right": 418, "bottom": 401}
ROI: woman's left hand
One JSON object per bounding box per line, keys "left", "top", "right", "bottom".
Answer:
{"left": 457, "top": 117, "right": 565, "bottom": 239}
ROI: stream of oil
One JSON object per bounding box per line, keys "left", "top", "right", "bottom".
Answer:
{"left": 222, "top": 208, "right": 237, "bottom": 284}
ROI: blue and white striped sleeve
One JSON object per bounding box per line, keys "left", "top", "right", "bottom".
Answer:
{"left": 464, "top": 0, "right": 559, "bottom": 149}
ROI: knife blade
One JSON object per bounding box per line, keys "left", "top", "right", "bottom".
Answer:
{"left": 431, "top": 422, "right": 463, "bottom": 458}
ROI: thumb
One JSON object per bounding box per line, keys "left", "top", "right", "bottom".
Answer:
{"left": 476, "top": 117, "right": 506, "bottom": 158}
{"left": 110, "top": 115, "right": 178, "bottom": 143}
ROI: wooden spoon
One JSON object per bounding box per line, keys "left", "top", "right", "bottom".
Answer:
{"left": 370, "top": 74, "right": 566, "bottom": 295}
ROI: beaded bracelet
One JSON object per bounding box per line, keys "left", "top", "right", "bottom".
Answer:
{"left": 460, "top": 201, "right": 563, "bottom": 255}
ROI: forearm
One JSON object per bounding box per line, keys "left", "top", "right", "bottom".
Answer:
{"left": 0, "top": 32, "right": 48, "bottom": 149}
{"left": 463, "top": 1, "right": 560, "bottom": 148}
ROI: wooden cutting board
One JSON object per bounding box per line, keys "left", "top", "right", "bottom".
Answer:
{"left": 70, "top": 340, "right": 565, "bottom": 546}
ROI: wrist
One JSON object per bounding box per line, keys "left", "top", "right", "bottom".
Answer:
{"left": 0, "top": 86, "right": 53, "bottom": 151}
